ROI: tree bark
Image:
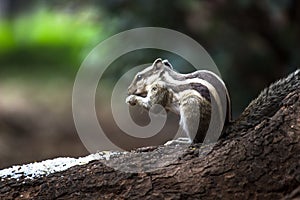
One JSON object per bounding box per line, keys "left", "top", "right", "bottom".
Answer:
{"left": 0, "top": 76, "right": 299, "bottom": 200}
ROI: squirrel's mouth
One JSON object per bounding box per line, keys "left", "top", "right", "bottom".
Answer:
{"left": 128, "top": 88, "right": 147, "bottom": 97}
{"left": 135, "top": 92, "right": 147, "bottom": 98}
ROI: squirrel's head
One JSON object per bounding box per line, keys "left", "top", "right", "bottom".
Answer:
{"left": 128, "top": 58, "right": 173, "bottom": 97}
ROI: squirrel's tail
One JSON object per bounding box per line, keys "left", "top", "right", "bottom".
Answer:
{"left": 224, "top": 69, "right": 300, "bottom": 136}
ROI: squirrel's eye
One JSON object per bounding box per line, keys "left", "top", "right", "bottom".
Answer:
{"left": 137, "top": 74, "right": 142, "bottom": 81}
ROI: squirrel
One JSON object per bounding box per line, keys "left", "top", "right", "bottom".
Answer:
{"left": 126, "top": 59, "right": 299, "bottom": 143}
{"left": 126, "top": 58, "right": 231, "bottom": 143}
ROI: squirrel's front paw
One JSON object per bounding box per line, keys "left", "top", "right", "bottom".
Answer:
{"left": 126, "top": 95, "right": 137, "bottom": 106}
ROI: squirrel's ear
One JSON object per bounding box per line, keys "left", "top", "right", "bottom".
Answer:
{"left": 153, "top": 58, "right": 163, "bottom": 69}
{"left": 163, "top": 59, "right": 173, "bottom": 69}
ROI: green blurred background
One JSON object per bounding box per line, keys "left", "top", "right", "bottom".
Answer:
{"left": 0, "top": 0, "right": 299, "bottom": 168}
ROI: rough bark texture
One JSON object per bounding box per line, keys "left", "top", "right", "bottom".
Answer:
{"left": 0, "top": 73, "right": 300, "bottom": 200}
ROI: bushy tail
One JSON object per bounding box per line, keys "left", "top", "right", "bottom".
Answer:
{"left": 224, "top": 69, "right": 300, "bottom": 135}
